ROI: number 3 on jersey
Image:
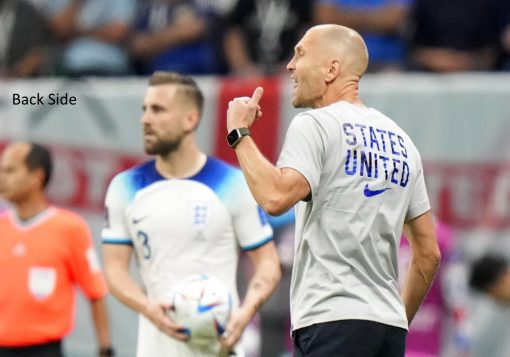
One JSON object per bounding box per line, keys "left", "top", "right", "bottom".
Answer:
{"left": 137, "top": 230, "right": 151, "bottom": 260}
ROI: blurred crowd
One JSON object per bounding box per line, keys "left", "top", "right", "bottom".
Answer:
{"left": 1, "top": 0, "right": 510, "bottom": 79}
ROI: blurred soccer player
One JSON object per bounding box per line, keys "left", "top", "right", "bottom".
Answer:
{"left": 0, "top": 142, "right": 113, "bottom": 357}
{"left": 102, "top": 72, "right": 281, "bottom": 357}
{"left": 470, "top": 254, "right": 510, "bottom": 304}
{"left": 226, "top": 24, "right": 441, "bottom": 356}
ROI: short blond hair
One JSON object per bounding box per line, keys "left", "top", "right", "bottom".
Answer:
{"left": 149, "top": 71, "right": 204, "bottom": 115}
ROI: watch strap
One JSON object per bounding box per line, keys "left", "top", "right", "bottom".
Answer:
{"left": 227, "top": 127, "right": 251, "bottom": 148}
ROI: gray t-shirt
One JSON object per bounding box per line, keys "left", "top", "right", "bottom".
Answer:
{"left": 277, "top": 101, "right": 430, "bottom": 331}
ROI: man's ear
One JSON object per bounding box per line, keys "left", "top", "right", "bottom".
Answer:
{"left": 325, "top": 59, "right": 341, "bottom": 83}
{"left": 184, "top": 109, "right": 201, "bottom": 132}
{"left": 31, "top": 168, "right": 45, "bottom": 190}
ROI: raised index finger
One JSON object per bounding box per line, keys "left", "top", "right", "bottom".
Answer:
{"left": 249, "top": 87, "right": 264, "bottom": 106}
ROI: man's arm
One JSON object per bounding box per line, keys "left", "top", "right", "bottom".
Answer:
{"left": 89, "top": 297, "right": 113, "bottom": 356}
{"left": 221, "top": 241, "right": 281, "bottom": 349}
{"left": 10, "top": 49, "right": 44, "bottom": 78}
{"left": 401, "top": 210, "right": 441, "bottom": 324}
{"left": 227, "top": 87, "right": 310, "bottom": 215}
{"left": 223, "top": 27, "right": 261, "bottom": 76}
{"left": 46, "top": 0, "right": 82, "bottom": 41}
{"left": 102, "top": 244, "right": 188, "bottom": 340}
{"left": 82, "top": 22, "right": 131, "bottom": 44}
{"left": 314, "top": 3, "right": 408, "bottom": 34}
{"left": 130, "top": 10, "right": 205, "bottom": 59}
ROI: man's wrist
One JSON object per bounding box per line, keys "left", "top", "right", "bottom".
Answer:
{"left": 99, "top": 346, "right": 115, "bottom": 357}
{"left": 226, "top": 127, "right": 251, "bottom": 148}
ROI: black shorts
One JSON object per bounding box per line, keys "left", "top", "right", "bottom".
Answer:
{"left": 0, "top": 340, "right": 63, "bottom": 357}
{"left": 293, "top": 320, "right": 407, "bottom": 357}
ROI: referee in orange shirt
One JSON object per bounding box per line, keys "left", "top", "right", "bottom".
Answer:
{"left": 0, "top": 142, "right": 114, "bottom": 357}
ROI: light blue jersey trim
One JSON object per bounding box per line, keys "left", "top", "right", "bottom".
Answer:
{"left": 102, "top": 238, "right": 133, "bottom": 245}
{"left": 242, "top": 235, "right": 273, "bottom": 251}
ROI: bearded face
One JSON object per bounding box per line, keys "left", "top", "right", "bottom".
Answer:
{"left": 141, "top": 84, "right": 193, "bottom": 157}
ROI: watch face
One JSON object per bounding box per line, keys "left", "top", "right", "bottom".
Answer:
{"left": 227, "top": 131, "right": 239, "bottom": 146}
{"left": 227, "top": 128, "right": 250, "bottom": 148}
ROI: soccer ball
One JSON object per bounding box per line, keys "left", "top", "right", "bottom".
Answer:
{"left": 167, "top": 274, "right": 232, "bottom": 348}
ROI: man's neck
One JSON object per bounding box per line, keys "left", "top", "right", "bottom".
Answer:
{"left": 155, "top": 145, "right": 206, "bottom": 179}
{"left": 315, "top": 78, "right": 364, "bottom": 108}
{"left": 15, "top": 194, "right": 49, "bottom": 221}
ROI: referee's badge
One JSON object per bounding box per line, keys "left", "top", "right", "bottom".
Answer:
{"left": 28, "top": 266, "right": 57, "bottom": 300}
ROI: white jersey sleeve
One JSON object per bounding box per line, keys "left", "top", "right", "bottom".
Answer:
{"left": 228, "top": 171, "right": 273, "bottom": 250}
{"left": 102, "top": 173, "right": 132, "bottom": 245}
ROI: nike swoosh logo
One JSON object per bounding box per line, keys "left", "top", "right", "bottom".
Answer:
{"left": 197, "top": 302, "right": 220, "bottom": 313}
{"left": 132, "top": 215, "right": 150, "bottom": 224}
{"left": 363, "top": 184, "right": 391, "bottom": 197}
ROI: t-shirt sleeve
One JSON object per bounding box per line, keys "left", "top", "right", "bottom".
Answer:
{"left": 277, "top": 113, "right": 324, "bottom": 200}
{"left": 102, "top": 174, "right": 132, "bottom": 245}
{"left": 109, "top": 0, "right": 136, "bottom": 23}
{"left": 405, "top": 158, "right": 431, "bottom": 221}
{"left": 68, "top": 216, "right": 107, "bottom": 300}
{"left": 230, "top": 172, "right": 273, "bottom": 251}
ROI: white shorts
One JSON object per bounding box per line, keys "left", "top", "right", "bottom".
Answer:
{"left": 136, "top": 315, "right": 244, "bottom": 357}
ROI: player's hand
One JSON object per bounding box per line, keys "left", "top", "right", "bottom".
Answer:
{"left": 98, "top": 346, "right": 115, "bottom": 357}
{"left": 143, "top": 300, "right": 189, "bottom": 341}
{"left": 220, "top": 307, "right": 252, "bottom": 350}
{"left": 226, "top": 87, "right": 264, "bottom": 132}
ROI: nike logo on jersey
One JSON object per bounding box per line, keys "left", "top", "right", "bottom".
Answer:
{"left": 132, "top": 215, "right": 150, "bottom": 224}
{"left": 363, "top": 184, "right": 391, "bottom": 197}
{"left": 197, "top": 302, "right": 220, "bottom": 313}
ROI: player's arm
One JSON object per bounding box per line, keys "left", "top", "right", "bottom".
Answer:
{"left": 401, "top": 210, "right": 441, "bottom": 324}
{"left": 102, "top": 244, "right": 188, "bottom": 340}
{"left": 221, "top": 241, "right": 281, "bottom": 349}
{"left": 227, "top": 87, "right": 311, "bottom": 215}
{"left": 88, "top": 296, "right": 113, "bottom": 357}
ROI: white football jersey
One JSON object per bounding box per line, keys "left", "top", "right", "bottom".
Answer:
{"left": 102, "top": 157, "right": 272, "bottom": 356}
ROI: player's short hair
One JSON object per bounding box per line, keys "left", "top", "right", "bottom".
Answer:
{"left": 25, "top": 143, "right": 53, "bottom": 189}
{"left": 149, "top": 71, "right": 204, "bottom": 116}
{"left": 469, "top": 254, "right": 508, "bottom": 292}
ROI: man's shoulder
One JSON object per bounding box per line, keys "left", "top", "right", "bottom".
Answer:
{"left": 109, "top": 160, "right": 156, "bottom": 186}
{"left": 117, "top": 160, "right": 154, "bottom": 176}
{"left": 196, "top": 156, "right": 245, "bottom": 187}
{"left": 0, "top": 210, "right": 10, "bottom": 225}
{"left": 198, "top": 157, "right": 251, "bottom": 199}
{"left": 205, "top": 156, "right": 240, "bottom": 175}
{"left": 296, "top": 102, "right": 348, "bottom": 121}
{"left": 49, "top": 207, "right": 88, "bottom": 230}
{"left": 288, "top": 107, "right": 336, "bottom": 133}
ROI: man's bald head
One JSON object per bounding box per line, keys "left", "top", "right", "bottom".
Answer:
{"left": 307, "top": 24, "right": 369, "bottom": 79}
{"left": 287, "top": 24, "right": 369, "bottom": 108}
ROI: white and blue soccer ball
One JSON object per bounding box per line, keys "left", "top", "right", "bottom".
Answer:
{"left": 168, "top": 274, "right": 232, "bottom": 348}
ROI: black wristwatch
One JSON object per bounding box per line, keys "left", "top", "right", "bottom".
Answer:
{"left": 99, "top": 346, "right": 115, "bottom": 357}
{"left": 226, "top": 128, "right": 251, "bottom": 148}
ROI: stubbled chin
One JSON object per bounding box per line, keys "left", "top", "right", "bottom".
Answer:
{"left": 143, "top": 138, "right": 154, "bottom": 150}
{"left": 291, "top": 88, "right": 299, "bottom": 105}
{"left": 144, "top": 135, "right": 155, "bottom": 144}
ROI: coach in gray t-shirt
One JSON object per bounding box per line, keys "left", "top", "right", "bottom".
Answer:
{"left": 225, "top": 24, "right": 441, "bottom": 357}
